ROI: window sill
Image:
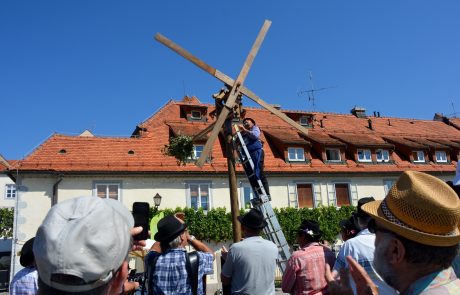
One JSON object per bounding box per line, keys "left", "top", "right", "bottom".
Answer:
{"left": 325, "top": 160, "right": 346, "bottom": 164}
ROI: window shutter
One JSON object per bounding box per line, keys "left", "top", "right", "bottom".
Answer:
{"left": 313, "top": 183, "right": 322, "bottom": 207}
{"left": 350, "top": 184, "right": 358, "bottom": 206}
{"left": 326, "top": 183, "right": 336, "bottom": 206}
{"left": 185, "top": 184, "right": 191, "bottom": 208}
{"left": 287, "top": 183, "right": 298, "bottom": 208}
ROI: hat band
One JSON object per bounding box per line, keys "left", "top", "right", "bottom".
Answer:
{"left": 380, "top": 200, "right": 457, "bottom": 237}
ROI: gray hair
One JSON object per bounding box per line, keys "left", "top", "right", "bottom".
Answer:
{"left": 168, "top": 234, "right": 182, "bottom": 249}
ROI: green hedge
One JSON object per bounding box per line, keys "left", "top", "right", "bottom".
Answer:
{"left": 149, "top": 206, "right": 355, "bottom": 244}
{"left": 0, "top": 207, "right": 14, "bottom": 238}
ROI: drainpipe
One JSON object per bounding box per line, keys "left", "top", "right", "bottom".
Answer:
{"left": 10, "top": 171, "right": 20, "bottom": 281}
{"left": 52, "top": 174, "right": 64, "bottom": 206}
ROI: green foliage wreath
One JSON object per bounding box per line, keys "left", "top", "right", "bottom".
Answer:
{"left": 162, "top": 135, "right": 194, "bottom": 165}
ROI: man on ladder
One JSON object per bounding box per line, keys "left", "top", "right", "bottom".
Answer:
{"left": 237, "top": 117, "right": 270, "bottom": 198}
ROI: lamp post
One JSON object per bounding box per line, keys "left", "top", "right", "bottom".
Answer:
{"left": 153, "top": 193, "right": 162, "bottom": 209}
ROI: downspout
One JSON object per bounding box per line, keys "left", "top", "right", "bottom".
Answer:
{"left": 52, "top": 174, "right": 64, "bottom": 206}
{"left": 10, "top": 169, "right": 20, "bottom": 281}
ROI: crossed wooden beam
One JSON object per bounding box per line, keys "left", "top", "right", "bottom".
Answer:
{"left": 155, "top": 20, "right": 309, "bottom": 167}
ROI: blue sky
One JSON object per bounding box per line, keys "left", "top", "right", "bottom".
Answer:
{"left": 1, "top": 1, "right": 459, "bottom": 160}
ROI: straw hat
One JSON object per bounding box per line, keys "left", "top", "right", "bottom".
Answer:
{"left": 362, "top": 170, "right": 460, "bottom": 247}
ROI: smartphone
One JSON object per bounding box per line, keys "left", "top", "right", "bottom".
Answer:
{"left": 132, "top": 202, "right": 150, "bottom": 241}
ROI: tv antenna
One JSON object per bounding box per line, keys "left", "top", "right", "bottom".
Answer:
{"left": 297, "top": 71, "right": 336, "bottom": 109}
{"left": 448, "top": 100, "right": 459, "bottom": 118}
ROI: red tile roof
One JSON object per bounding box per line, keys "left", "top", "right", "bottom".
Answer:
{"left": 12, "top": 97, "right": 460, "bottom": 174}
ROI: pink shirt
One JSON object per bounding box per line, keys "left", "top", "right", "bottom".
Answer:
{"left": 282, "top": 242, "right": 336, "bottom": 295}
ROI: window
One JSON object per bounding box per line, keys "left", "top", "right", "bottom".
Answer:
{"left": 191, "top": 145, "right": 204, "bottom": 159}
{"left": 357, "top": 149, "right": 372, "bottom": 162}
{"left": 435, "top": 151, "right": 447, "bottom": 163}
{"left": 335, "top": 183, "right": 351, "bottom": 206}
{"left": 288, "top": 147, "right": 305, "bottom": 161}
{"left": 326, "top": 148, "right": 341, "bottom": 162}
{"left": 240, "top": 184, "right": 253, "bottom": 209}
{"left": 189, "top": 183, "right": 210, "bottom": 211}
{"left": 95, "top": 183, "right": 120, "bottom": 200}
{"left": 412, "top": 151, "right": 425, "bottom": 163}
{"left": 376, "top": 149, "right": 390, "bottom": 163}
{"left": 297, "top": 183, "right": 314, "bottom": 208}
{"left": 299, "top": 116, "right": 313, "bottom": 127}
{"left": 190, "top": 111, "right": 202, "bottom": 120}
{"left": 383, "top": 180, "right": 395, "bottom": 196}
{"left": 4, "top": 184, "right": 16, "bottom": 199}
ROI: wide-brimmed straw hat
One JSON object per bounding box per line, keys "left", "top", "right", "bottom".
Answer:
{"left": 362, "top": 170, "right": 460, "bottom": 247}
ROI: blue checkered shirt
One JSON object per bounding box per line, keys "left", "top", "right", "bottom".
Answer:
{"left": 149, "top": 248, "right": 213, "bottom": 295}
{"left": 9, "top": 267, "right": 38, "bottom": 295}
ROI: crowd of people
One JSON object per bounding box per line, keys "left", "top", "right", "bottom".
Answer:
{"left": 8, "top": 167, "right": 460, "bottom": 294}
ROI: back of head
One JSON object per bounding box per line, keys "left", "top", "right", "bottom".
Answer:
{"left": 354, "top": 197, "right": 375, "bottom": 230}
{"left": 20, "top": 237, "right": 35, "bottom": 268}
{"left": 298, "top": 219, "right": 322, "bottom": 242}
{"left": 33, "top": 196, "right": 134, "bottom": 293}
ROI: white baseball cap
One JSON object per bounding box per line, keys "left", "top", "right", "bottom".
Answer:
{"left": 454, "top": 163, "right": 460, "bottom": 186}
{"left": 33, "top": 196, "right": 134, "bottom": 292}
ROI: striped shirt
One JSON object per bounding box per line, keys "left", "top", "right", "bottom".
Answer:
{"left": 281, "top": 242, "right": 336, "bottom": 295}
{"left": 9, "top": 267, "right": 38, "bottom": 295}
{"left": 403, "top": 267, "right": 460, "bottom": 295}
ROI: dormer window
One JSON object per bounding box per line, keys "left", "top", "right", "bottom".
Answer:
{"left": 190, "top": 110, "right": 202, "bottom": 120}
{"left": 412, "top": 151, "right": 425, "bottom": 163}
{"left": 288, "top": 147, "right": 305, "bottom": 161}
{"left": 299, "top": 116, "right": 313, "bottom": 127}
{"left": 192, "top": 145, "right": 204, "bottom": 159}
{"left": 357, "top": 149, "right": 372, "bottom": 162}
{"left": 376, "top": 149, "right": 390, "bottom": 163}
{"left": 326, "top": 148, "right": 341, "bottom": 162}
{"left": 435, "top": 151, "right": 447, "bottom": 163}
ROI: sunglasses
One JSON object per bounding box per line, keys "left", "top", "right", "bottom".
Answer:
{"left": 368, "top": 219, "right": 393, "bottom": 235}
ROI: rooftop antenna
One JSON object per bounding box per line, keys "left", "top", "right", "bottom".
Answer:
{"left": 448, "top": 100, "right": 459, "bottom": 118}
{"left": 297, "top": 71, "right": 336, "bottom": 110}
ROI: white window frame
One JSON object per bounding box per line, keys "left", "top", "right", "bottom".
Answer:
{"left": 239, "top": 182, "right": 254, "bottom": 210}
{"left": 191, "top": 145, "right": 204, "bottom": 159}
{"left": 413, "top": 150, "right": 425, "bottom": 163}
{"left": 435, "top": 151, "right": 448, "bottom": 163}
{"left": 357, "top": 149, "right": 372, "bottom": 162}
{"left": 299, "top": 116, "right": 309, "bottom": 126}
{"left": 93, "top": 181, "right": 121, "bottom": 200}
{"left": 326, "top": 148, "right": 341, "bottom": 162}
{"left": 376, "top": 149, "right": 390, "bottom": 163}
{"left": 287, "top": 147, "right": 305, "bottom": 161}
{"left": 190, "top": 110, "right": 202, "bottom": 120}
{"left": 186, "top": 182, "right": 212, "bottom": 211}
{"left": 4, "top": 184, "right": 16, "bottom": 199}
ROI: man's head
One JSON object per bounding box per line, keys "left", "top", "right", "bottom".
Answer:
{"left": 19, "top": 237, "right": 35, "bottom": 268}
{"left": 353, "top": 197, "right": 375, "bottom": 230}
{"left": 339, "top": 217, "right": 358, "bottom": 241}
{"left": 34, "top": 196, "right": 134, "bottom": 294}
{"left": 237, "top": 208, "right": 267, "bottom": 236}
{"left": 243, "top": 118, "right": 256, "bottom": 129}
{"left": 362, "top": 171, "right": 460, "bottom": 290}
{"left": 154, "top": 214, "right": 187, "bottom": 251}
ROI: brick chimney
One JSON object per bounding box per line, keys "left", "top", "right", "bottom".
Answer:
{"left": 351, "top": 107, "right": 367, "bottom": 118}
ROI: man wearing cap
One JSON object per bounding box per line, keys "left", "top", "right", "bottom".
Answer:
{"left": 221, "top": 208, "right": 278, "bottom": 294}
{"left": 33, "top": 196, "right": 135, "bottom": 295}
{"left": 239, "top": 117, "right": 270, "bottom": 196}
{"left": 147, "top": 214, "right": 214, "bottom": 295}
{"left": 9, "top": 237, "right": 38, "bottom": 294}
{"left": 281, "top": 220, "right": 336, "bottom": 295}
{"left": 332, "top": 197, "right": 396, "bottom": 295}
{"left": 327, "top": 171, "right": 460, "bottom": 294}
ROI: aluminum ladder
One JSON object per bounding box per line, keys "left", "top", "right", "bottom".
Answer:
{"left": 233, "top": 124, "right": 291, "bottom": 273}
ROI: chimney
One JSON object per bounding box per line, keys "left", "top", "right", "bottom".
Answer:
{"left": 433, "top": 113, "right": 444, "bottom": 122}
{"left": 368, "top": 119, "right": 373, "bottom": 130}
{"left": 320, "top": 119, "right": 324, "bottom": 128}
{"left": 377, "top": 112, "right": 381, "bottom": 117}
{"left": 388, "top": 119, "right": 391, "bottom": 126}
{"left": 351, "top": 107, "right": 367, "bottom": 118}
{"left": 373, "top": 111, "right": 377, "bottom": 117}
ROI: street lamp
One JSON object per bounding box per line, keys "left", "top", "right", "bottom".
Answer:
{"left": 153, "top": 193, "right": 162, "bottom": 209}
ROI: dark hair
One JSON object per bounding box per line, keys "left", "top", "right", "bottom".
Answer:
{"left": 243, "top": 118, "right": 256, "bottom": 125}
{"left": 38, "top": 276, "right": 109, "bottom": 295}
{"left": 397, "top": 234, "right": 459, "bottom": 269}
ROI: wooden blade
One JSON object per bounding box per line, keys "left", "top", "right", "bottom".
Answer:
{"left": 195, "top": 20, "right": 271, "bottom": 167}
{"left": 155, "top": 23, "right": 309, "bottom": 138}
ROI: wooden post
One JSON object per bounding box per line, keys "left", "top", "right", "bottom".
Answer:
{"left": 225, "top": 120, "right": 241, "bottom": 242}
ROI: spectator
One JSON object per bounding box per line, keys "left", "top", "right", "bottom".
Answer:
{"left": 282, "top": 220, "right": 336, "bottom": 294}
{"left": 332, "top": 197, "right": 396, "bottom": 295}
{"left": 339, "top": 216, "right": 358, "bottom": 242}
{"left": 238, "top": 118, "right": 270, "bottom": 197}
{"left": 146, "top": 214, "right": 214, "bottom": 295}
{"left": 33, "top": 196, "right": 134, "bottom": 295}
{"left": 10, "top": 237, "right": 38, "bottom": 295}
{"left": 446, "top": 163, "right": 460, "bottom": 278}
{"left": 327, "top": 170, "right": 460, "bottom": 294}
{"left": 221, "top": 208, "right": 278, "bottom": 294}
